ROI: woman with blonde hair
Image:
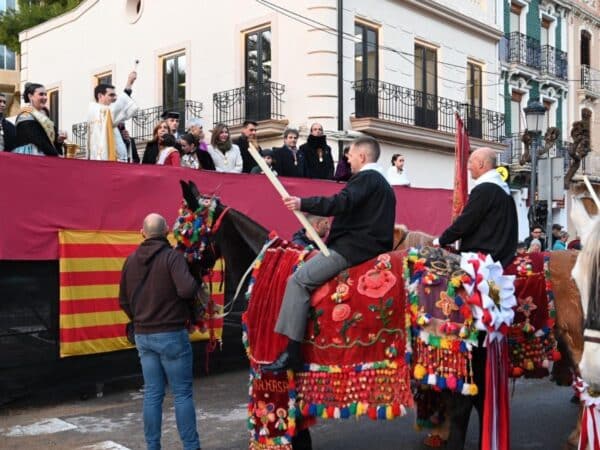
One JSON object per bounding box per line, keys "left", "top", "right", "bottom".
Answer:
{"left": 142, "top": 120, "right": 171, "bottom": 164}
{"left": 207, "top": 123, "right": 242, "bottom": 173}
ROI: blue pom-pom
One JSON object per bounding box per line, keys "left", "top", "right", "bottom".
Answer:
{"left": 405, "top": 352, "right": 412, "bottom": 363}
{"left": 454, "top": 296, "right": 463, "bottom": 306}
{"left": 308, "top": 404, "right": 317, "bottom": 416}
{"left": 354, "top": 364, "right": 363, "bottom": 373}
{"left": 457, "top": 379, "right": 464, "bottom": 391}
{"left": 437, "top": 376, "right": 447, "bottom": 389}
{"left": 377, "top": 406, "right": 386, "bottom": 420}
{"left": 459, "top": 341, "right": 468, "bottom": 352}
{"left": 341, "top": 407, "right": 350, "bottom": 419}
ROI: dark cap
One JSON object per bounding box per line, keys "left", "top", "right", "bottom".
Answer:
{"left": 552, "top": 223, "right": 563, "bottom": 230}
{"left": 260, "top": 149, "right": 274, "bottom": 158}
{"left": 161, "top": 111, "right": 180, "bottom": 120}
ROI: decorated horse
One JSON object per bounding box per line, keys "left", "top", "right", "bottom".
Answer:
{"left": 175, "top": 180, "right": 587, "bottom": 450}
{"left": 570, "top": 197, "right": 600, "bottom": 450}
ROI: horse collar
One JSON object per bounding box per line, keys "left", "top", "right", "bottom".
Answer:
{"left": 212, "top": 206, "right": 232, "bottom": 234}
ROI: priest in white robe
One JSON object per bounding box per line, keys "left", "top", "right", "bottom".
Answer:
{"left": 87, "top": 71, "right": 139, "bottom": 162}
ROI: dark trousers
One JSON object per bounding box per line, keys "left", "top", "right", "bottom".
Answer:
{"left": 446, "top": 343, "right": 487, "bottom": 450}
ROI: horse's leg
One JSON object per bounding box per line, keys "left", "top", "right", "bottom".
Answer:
{"left": 445, "top": 392, "right": 473, "bottom": 450}
{"left": 292, "top": 428, "right": 313, "bottom": 450}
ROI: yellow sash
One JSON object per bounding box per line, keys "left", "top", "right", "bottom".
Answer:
{"left": 104, "top": 109, "right": 117, "bottom": 161}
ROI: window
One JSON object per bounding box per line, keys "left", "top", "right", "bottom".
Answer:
{"left": 541, "top": 19, "right": 551, "bottom": 47}
{"left": 414, "top": 44, "right": 437, "bottom": 129}
{"left": 96, "top": 73, "right": 112, "bottom": 86}
{"left": 581, "top": 31, "right": 591, "bottom": 66}
{"left": 466, "top": 62, "right": 483, "bottom": 138}
{"left": 510, "top": 91, "right": 523, "bottom": 134}
{"left": 48, "top": 90, "right": 59, "bottom": 129}
{"left": 510, "top": 3, "right": 522, "bottom": 32}
{"left": 244, "top": 27, "right": 271, "bottom": 120}
{"left": 0, "top": 45, "right": 15, "bottom": 70}
{"left": 162, "top": 52, "right": 186, "bottom": 109}
{"left": 354, "top": 22, "right": 378, "bottom": 117}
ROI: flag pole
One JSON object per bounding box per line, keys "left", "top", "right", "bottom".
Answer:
{"left": 247, "top": 145, "right": 331, "bottom": 256}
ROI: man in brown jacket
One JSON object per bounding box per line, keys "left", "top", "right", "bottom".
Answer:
{"left": 119, "top": 213, "right": 202, "bottom": 450}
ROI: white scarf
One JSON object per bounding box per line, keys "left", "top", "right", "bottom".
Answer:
{"left": 475, "top": 169, "right": 510, "bottom": 195}
{"left": 157, "top": 146, "right": 177, "bottom": 165}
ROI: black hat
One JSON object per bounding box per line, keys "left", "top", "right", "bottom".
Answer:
{"left": 161, "top": 111, "right": 180, "bottom": 120}
{"left": 260, "top": 149, "right": 274, "bottom": 158}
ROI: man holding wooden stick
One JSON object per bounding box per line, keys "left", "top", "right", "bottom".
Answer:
{"left": 262, "top": 136, "right": 396, "bottom": 372}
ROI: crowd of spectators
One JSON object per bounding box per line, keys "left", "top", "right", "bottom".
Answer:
{"left": 1, "top": 72, "right": 411, "bottom": 188}
{"left": 519, "top": 222, "right": 581, "bottom": 254}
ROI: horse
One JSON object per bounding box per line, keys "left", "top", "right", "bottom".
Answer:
{"left": 177, "top": 180, "right": 586, "bottom": 450}
{"left": 570, "top": 199, "right": 600, "bottom": 450}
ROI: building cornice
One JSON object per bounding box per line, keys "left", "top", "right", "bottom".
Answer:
{"left": 567, "top": 1, "right": 600, "bottom": 27}
{"left": 400, "top": 0, "right": 504, "bottom": 41}
{"left": 19, "top": 0, "right": 99, "bottom": 43}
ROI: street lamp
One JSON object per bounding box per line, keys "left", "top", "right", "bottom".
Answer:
{"left": 524, "top": 98, "right": 547, "bottom": 242}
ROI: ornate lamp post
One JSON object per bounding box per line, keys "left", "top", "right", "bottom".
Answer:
{"left": 524, "top": 98, "right": 547, "bottom": 234}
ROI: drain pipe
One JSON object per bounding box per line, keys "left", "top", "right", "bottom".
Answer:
{"left": 337, "top": 0, "right": 344, "bottom": 161}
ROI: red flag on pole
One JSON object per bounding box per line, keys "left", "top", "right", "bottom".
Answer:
{"left": 452, "top": 113, "right": 471, "bottom": 221}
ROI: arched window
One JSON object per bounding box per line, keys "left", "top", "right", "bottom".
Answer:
{"left": 581, "top": 31, "right": 591, "bottom": 66}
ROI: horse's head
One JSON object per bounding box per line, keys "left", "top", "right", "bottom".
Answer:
{"left": 393, "top": 225, "right": 435, "bottom": 251}
{"left": 571, "top": 197, "right": 600, "bottom": 391}
{"left": 173, "top": 180, "right": 226, "bottom": 279}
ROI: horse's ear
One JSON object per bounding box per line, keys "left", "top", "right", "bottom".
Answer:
{"left": 180, "top": 180, "right": 200, "bottom": 211}
{"left": 188, "top": 180, "right": 201, "bottom": 200}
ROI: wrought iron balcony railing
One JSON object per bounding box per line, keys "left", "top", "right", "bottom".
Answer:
{"left": 581, "top": 64, "right": 600, "bottom": 94}
{"left": 541, "top": 45, "right": 568, "bottom": 80}
{"left": 71, "top": 100, "right": 203, "bottom": 156}
{"left": 353, "top": 78, "right": 505, "bottom": 142}
{"left": 505, "top": 32, "right": 541, "bottom": 70}
{"left": 212, "top": 81, "right": 285, "bottom": 127}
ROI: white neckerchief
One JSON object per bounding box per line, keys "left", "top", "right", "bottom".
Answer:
{"left": 360, "top": 162, "right": 386, "bottom": 178}
{"left": 475, "top": 169, "right": 510, "bottom": 195}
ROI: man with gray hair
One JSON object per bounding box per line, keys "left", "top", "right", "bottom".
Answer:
{"left": 263, "top": 136, "right": 396, "bottom": 372}
{"left": 119, "top": 213, "right": 202, "bottom": 450}
{"left": 273, "top": 127, "right": 306, "bottom": 177}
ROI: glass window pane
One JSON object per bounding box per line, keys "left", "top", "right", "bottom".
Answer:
{"left": 510, "top": 12, "right": 519, "bottom": 32}
{"left": 0, "top": 0, "right": 6, "bottom": 13}
{"left": 6, "top": 48, "right": 15, "bottom": 70}
{"left": 511, "top": 100, "right": 521, "bottom": 133}
{"left": 163, "top": 57, "right": 175, "bottom": 107}
{"left": 473, "top": 65, "right": 481, "bottom": 107}
{"left": 366, "top": 29, "right": 377, "bottom": 79}
{"left": 355, "top": 24, "right": 363, "bottom": 81}
{"left": 414, "top": 45, "right": 423, "bottom": 92}
{"left": 177, "top": 55, "right": 186, "bottom": 106}
{"left": 260, "top": 30, "right": 271, "bottom": 82}
{"left": 6, "top": 0, "right": 15, "bottom": 10}
{"left": 425, "top": 48, "right": 436, "bottom": 96}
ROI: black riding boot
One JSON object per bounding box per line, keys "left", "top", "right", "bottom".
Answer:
{"left": 291, "top": 428, "right": 312, "bottom": 450}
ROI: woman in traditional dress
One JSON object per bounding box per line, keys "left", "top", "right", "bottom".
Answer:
{"left": 156, "top": 134, "right": 180, "bottom": 166}
{"left": 179, "top": 133, "right": 215, "bottom": 170}
{"left": 14, "top": 83, "right": 64, "bottom": 156}
{"left": 207, "top": 123, "right": 242, "bottom": 173}
{"left": 142, "top": 121, "right": 170, "bottom": 164}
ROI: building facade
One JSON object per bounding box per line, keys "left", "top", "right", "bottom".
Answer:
{"left": 0, "top": 0, "right": 20, "bottom": 116}
{"left": 19, "top": 0, "right": 507, "bottom": 190}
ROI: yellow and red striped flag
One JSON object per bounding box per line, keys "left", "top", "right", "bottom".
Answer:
{"left": 59, "top": 230, "right": 223, "bottom": 358}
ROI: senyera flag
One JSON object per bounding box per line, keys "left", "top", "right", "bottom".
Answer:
{"left": 452, "top": 112, "right": 471, "bottom": 222}
{"left": 58, "top": 230, "right": 223, "bottom": 358}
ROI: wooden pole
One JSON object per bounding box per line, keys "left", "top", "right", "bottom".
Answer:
{"left": 247, "top": 144, "right": 331, "bottom": 256}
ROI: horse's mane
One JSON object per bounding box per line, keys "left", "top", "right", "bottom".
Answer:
{"left": 394, "top": 224, "right": 435, "bottom": 250}
{"left": 580, "top": 217, "right": 600, "bottom": 331}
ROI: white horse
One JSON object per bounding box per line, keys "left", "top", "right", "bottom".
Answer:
{"left": 570, "top": 196, "right": 600, "bottom": 450}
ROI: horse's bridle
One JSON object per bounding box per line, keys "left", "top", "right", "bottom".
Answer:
{"left": 211, "top": 206, "right": 231, "bottom": 235}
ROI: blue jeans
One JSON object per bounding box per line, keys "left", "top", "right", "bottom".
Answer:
{"left": 136, "top": 329, "right": 200, "bottom": 450}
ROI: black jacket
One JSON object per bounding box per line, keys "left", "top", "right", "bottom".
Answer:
{"left": 234, "top": 134, "right": 259, "bottom": 173}
{"left": 300, "top": 135, "right": 334, "bottom": 180}
{"left": 197, "top": 149, "right": 216, "bottom": 170}
{"left": 119, "top": 237, "right": 199, "bottom": 334}
{"left": 272, "top": 145, "right": 306, "bottom": 177}
{"left": 301, "top": 169, "right": 396, "bottom": 265}
{"left": 439, "top": 182, "right": 518, "bottom": 267}
{"left": 292, "top": 228, "right": 316, "bottom": 248}
{"left": 2, "top": 118, "right": 16, "bottom": 151}
{"left": 14, "top": 116, "right": 62, "bottom": 156}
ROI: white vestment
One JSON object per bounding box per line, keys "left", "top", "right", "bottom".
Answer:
{"left": 87, "top": 94, "right": 138, "bottom": 161}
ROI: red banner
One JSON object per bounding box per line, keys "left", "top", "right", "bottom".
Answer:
{"left": 452, "top": 113, "right": 471, "bottom": 222}
{"left": 0, "top": 152, "right": 452, "bottom": 260}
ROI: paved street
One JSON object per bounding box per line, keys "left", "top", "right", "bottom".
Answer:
{"left": 0, "top": 360, "right": 579, "bottom": 450}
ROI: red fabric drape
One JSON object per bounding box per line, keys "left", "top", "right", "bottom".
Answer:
{"left": 452, "top": 113, "right": 471, "bottom": 222}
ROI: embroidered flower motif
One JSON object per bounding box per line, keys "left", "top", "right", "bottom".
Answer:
{"left": 332, "top": 303, "right": 351, "bottom": 322}
{"left": 357, "top": 269, "right": 397, "bottom": 298}
{"left": 517, "top": 296, "right": 537, "bottom": 318}
{"left": 330, "top": 282, "right": 351, "bottom": 303}
{"left": 435, "top": 291, "right": 459, "bottom": 317}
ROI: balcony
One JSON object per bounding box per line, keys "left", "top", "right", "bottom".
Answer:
{"left": 212, "top": 81, "right": 288, "bottom": 138}
{"left": 71, "top": 100, "right": 203, "bottom": 157}
{"left": 499, "top": 133, "right": 570, "bottom": 173}
{"left": 580, "top": 65, "right": 600, "bottom": 98}
{"left": 541, "top": 45, "right": 568, "bottom": 80}
{"left": 351, "top": 79, "right": 505, "bottom": 150}
{"left": 505, "top": 32, "right": 541, "bottom": 71}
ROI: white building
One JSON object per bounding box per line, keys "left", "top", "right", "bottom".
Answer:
{"left": 20, "top": 0, "right": 506, "bottom": 190}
